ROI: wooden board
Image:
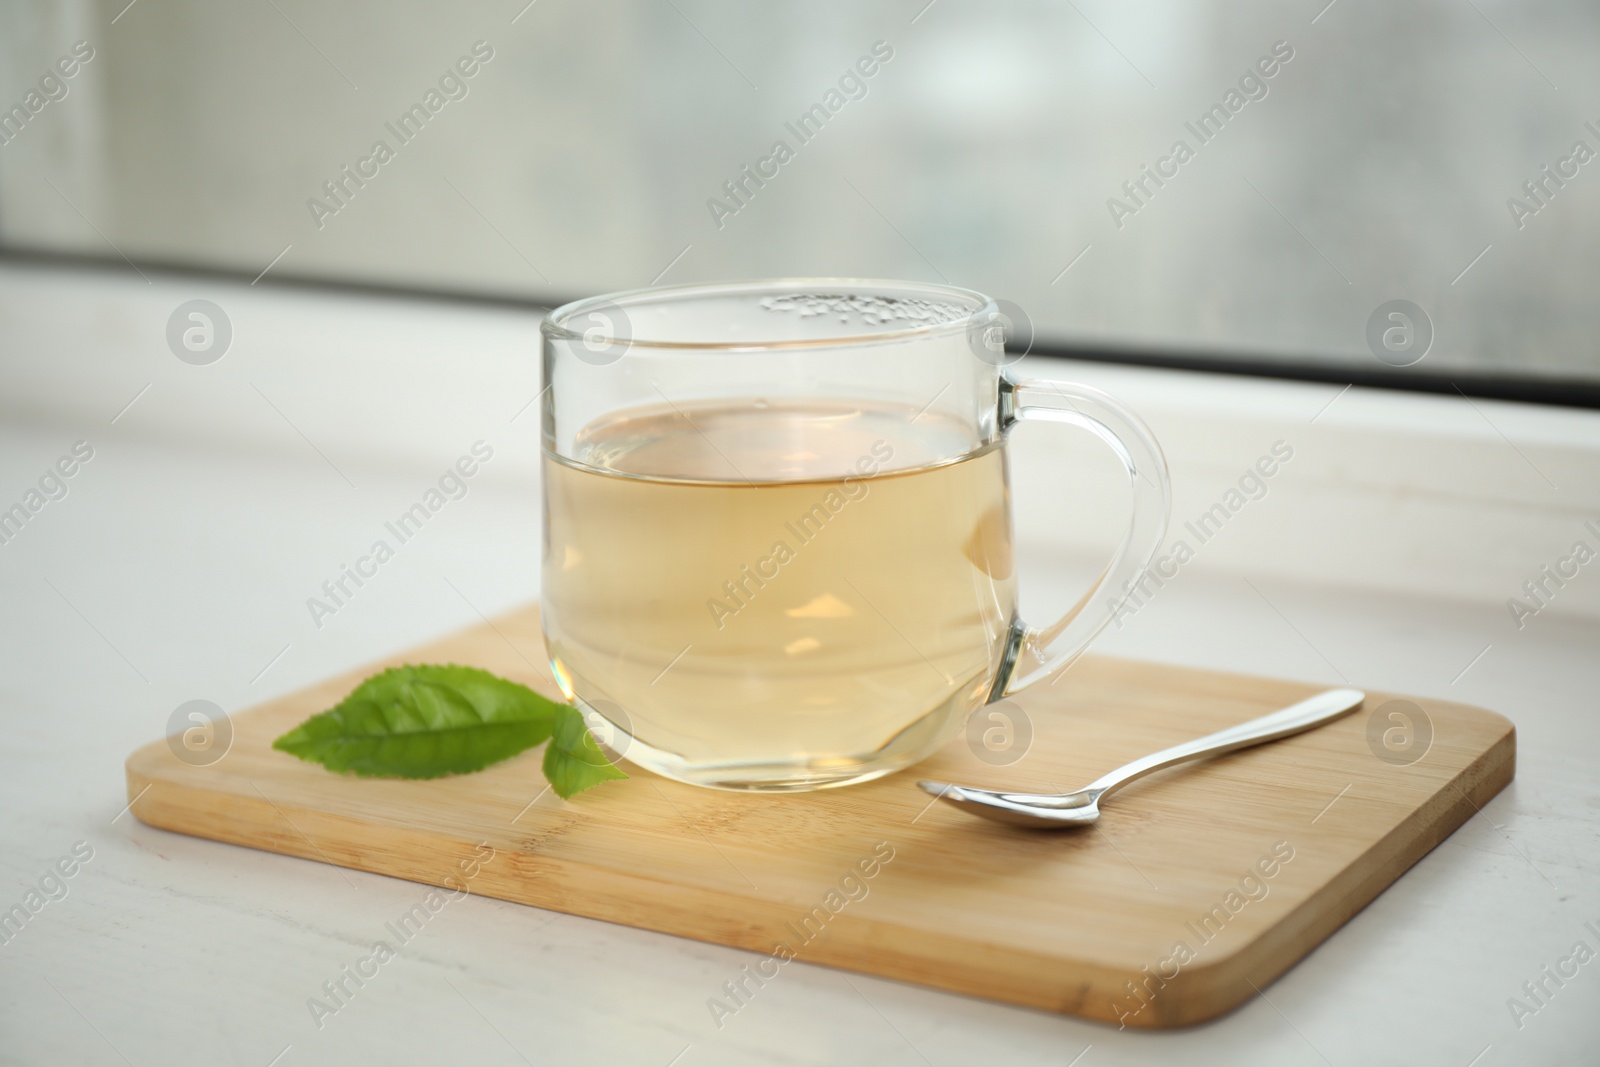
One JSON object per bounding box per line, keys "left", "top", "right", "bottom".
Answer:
{"left": 124, "top": 606, "right": 1514, "bottom": 1028}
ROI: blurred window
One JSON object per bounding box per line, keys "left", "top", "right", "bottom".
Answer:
{"left": 2, "top": 0, "right": 1597, "bottom": 395}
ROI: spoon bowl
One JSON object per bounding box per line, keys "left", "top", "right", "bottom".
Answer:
{"left": 918, "top": 782, "right": 1107, "bottom": 827}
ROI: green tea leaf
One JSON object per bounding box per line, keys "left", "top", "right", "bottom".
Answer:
{"left": 272, "top": 665, "right": 624, "bottom": 795}
{"left": 543, "top": 705, "right": 630, "bottom": 798}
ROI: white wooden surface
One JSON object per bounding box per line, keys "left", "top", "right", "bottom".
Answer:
{"left": 0, "top": 262, "right": 1596, "bottom": 1066}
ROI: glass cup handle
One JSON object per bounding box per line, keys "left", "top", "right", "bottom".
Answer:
{"left": 990, "top": 373, "right": 1173, "bottom": 699}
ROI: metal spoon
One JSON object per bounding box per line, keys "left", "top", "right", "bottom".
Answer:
{"left": 918, "top": 688, "right": 1365, "bottom": 829}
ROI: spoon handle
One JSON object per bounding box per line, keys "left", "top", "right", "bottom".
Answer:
{"left": 1086, "top": 688, "right": 1365, "bottom": 799}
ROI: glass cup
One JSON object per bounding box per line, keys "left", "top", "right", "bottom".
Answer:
{"left": 540, "top": 280, "right": 1170, "bottom": 791}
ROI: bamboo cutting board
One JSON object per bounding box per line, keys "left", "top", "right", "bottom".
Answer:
{"left": 124, "top": 606, "right": 1513, "bottom": 1027}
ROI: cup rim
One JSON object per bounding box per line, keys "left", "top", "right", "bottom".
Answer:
{"left": 541, "top": 277, "right": 998, "bottom": 351}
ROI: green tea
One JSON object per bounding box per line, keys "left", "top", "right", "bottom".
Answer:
{"left": 542, "top": 399, "right": 1017, "bottom": 789}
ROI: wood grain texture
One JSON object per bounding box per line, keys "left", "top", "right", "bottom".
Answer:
{"left": 124, "top": 605, "right": 1514, "bottom": 1028}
